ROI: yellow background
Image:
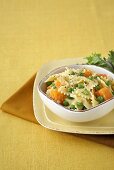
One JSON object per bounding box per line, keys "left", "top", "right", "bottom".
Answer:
{"left": 0, "top": 0, "right": 114, "bottom": 169}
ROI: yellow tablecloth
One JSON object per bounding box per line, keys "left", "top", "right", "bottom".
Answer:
{"left": 0, "top": 0, "right": 114, "bottom": 169}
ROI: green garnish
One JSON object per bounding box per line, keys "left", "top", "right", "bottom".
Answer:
{"left": 74, "top": 84, "right": 78, "bottom": 88}
{"left": 51, "top": 82, "right": 55, "bottom": 86}
{"left": 46, "top": 81, "right": 53, "bottom": 86}
{"left": 63, "top": 100, "right": 69, "bottom": 106}
{"left": 68, "top": 88, "right": 74, "bottom": 93}
{"left": 112, "top": 91, "right": 114, "bottom": 96}
{"left": 86, "top": 51, "right": 114, "bottom": 73}
{"left": 82, "top": 89, "right": 90, "bottom": 95}
{"left": 86, "top": 53, "right": 106, "bottom": 66}
{"left": 78, "top": 72, "right": 84, "bottom": 76}
{"left": 67, "top": 95, "right": 74, "bottom": 99}
{"left": 50, "top": 82, "right": 56, "bottom": 89}
{"left": 82, "top": 106, "right": 87, "bottom": 110}
{"left": 88, "top": 76, "right": 94, "bottom": 80}
{"left": 95, "top": 85, "right": 101, "bottom": 90}
{"left": 76, "top": 102, "right": 84, "bottom": 110}
{"left": 96, "top": 96, "right": 104, "bottom": 103}
{"left": 94, "top": 76, "right": 99, "bottom": 79}
{"left": 70, "top": 71, "right": 75, "bottom": 75}
{"left": 105, "top": 80, "right": 111, "bottom": 86}
{"left": 78, "top": 83, "right": 84, "bottom": 89}
{"left": 70, "top": 104, "right": 76, "bottom": 110}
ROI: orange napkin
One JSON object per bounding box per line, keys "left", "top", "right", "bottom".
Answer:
{"left": 1, "top": 74, "right": 114, "bottom": 148}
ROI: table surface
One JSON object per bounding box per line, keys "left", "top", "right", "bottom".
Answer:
{"left": 0, "top": 0, "right": 114, "bottom": 169}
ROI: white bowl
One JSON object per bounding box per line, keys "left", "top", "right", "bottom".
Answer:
{"left": 37, "top": 64, "right": 114, "bottom": 122}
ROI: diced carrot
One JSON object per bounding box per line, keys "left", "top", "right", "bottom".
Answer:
{"left": 95, "top": 91, "right": 100, "bottom": 97}
{"left": 50, "top": 89, "right": 66, "bottom": 103}
{"left": 55, "top": 81, "right": 61, "bottom": 88}
{"left": 84, "top": 70, "right": 92, "bottom": 77}
{"left": 98, "top": 87, "right": 112, "bottom": 100}
{"left": 97, "top": 74, "right": 107, "bottom": 77}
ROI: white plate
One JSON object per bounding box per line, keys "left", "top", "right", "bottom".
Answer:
{"left": 33, "top": 58, "right": 114, "bottom": 134}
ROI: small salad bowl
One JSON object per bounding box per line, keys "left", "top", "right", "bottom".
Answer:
{"left": 37, "top": 64, "right": 114, "bottom": 122}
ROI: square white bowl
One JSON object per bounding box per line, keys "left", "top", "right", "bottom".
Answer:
{"left": 33, "top": 58, "right": 114, "bottom": 134}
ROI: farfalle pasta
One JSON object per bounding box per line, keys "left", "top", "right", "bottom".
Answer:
{"left": 45, "top": 67, "right": 114, "bottom": 111}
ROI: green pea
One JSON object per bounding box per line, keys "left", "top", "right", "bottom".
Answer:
{"left": 63, "top": 100, "right": 69, "bottom": 106}
{"left": 78, "top": 72, "right": 84, "bottom": 76}
{"left": 76, "top": 102, "right": 84, "bottom": 110}
{"left": 78, "top": 83, "right": 84, "bottom": 89}
{"left": 88, "top": 76, "right": 94, "bottom": 80}
{"left": 95, "top": 85, "right": 101, "bottom": 90}
{"left": 68, "top": 88, "right": 74, "bottom": 93}
{"left": 112, "top": 91, "right": 114, "bottom": 96}
{"left": 82, "top": 89, "right": 90, "bottom": 95}
{"left": 94, "top": 76, "right": 99, "bottom": 79}
{"left": 96, "top": 96, "right": 104, "bottom": 103}
{"left": 53, "top": 85, "right": 56, "bottom": 89}
{"left": 105, "top": 80, "right": 111, "bottom": 86}
{"left": 67, "top": 95, "right": 74, "bottom": 100}
{"left": 70, "top": 104, "right": 76, "bottom": 110}
{"left": 74, "top": 84, "right": 78, "bottom": 88}
{"left": 51, "top": 82, "right": 55, "bottom": 86}
{"left": 70, "top": 71, "right": 75, "bottom": 75}
{"left": 46, "top": 81, "right": 53, "bottom": 86}
{"left": 50, "top": 82, "right": 56, "bottom": 89}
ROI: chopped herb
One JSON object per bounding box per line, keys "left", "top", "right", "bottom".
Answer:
{"left": 68, "top": 88, "right": 74, "bottom": 93}
{"left": 70, "top": 71, "right": 75, "bottom": 75}
{"left": 94, "top": 76, "right": 99, "bottom": 79}
{"left": 51, "top": 83, "right": 56, "bottom": 88}
{"left": 67, "top": 95, "right": 74, "bottom": 99}
{"left": 95, "top": 85, "right": 101, "bottom": 90}
{"left": 76, "top": 102, "right": 84, "bottom": 110}
{"left": 78, "top": 72, "right": 84, "bottom": 76}
{"left": 51, "top": 82, "right": 55, "bottom": 86}
{"left": 96, "top": 96, "right": 104, "bottom": 103}
{"left": 46, "top": 81, "right": 53, "bottom": 86}
{"left": 70, "top": 104, "right": 76, "bottom": 110}
{"left": 88, "top": 76, "right": 94, "bottom": 80}
{"left": 53, "top": 85, "right": 57, "bottom": 89}
{"left": 63, "top": 100, "right": 69, "bottom": 106}
{"left": 51, "top": 82, "right": 56, "bottom": 89}
{"left": 78, "top": 83, "right": 84, "bottom": 89}
{"left": 82, "top": 106, "right": 87, "bottom": 110}
{"left": 82, "top": 89, "right": 90, "bottom": 95}
{"left": 74, "top": 84, "right": 78, "bottom": 88}
{"left": 105, "top": 80, "right": 111, "bottom": 86}
{"left": 112, "top": 91, "right": 114, "bottom": 96}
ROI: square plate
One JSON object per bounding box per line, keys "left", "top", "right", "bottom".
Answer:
{"left": 33, "top": 58, "right": 114, "bottom": 134}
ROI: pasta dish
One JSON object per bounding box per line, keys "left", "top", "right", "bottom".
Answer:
{"left": 45, "top": 67, "right": 114, "bottom": 111}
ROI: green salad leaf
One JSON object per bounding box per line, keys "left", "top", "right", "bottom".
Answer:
{"left": 108, "top": 50, "right": 114, "bottom": 63}
{"left": 85, "top": 51, "right": 114, "bottom": 73}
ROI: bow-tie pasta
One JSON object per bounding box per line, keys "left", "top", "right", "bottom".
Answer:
{"left": 45, "top": 67, "right": 114, "bottom": 111}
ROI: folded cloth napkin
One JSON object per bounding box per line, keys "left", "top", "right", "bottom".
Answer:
{"left": 1, "top": 74, "right": 114, "bottom": 148}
